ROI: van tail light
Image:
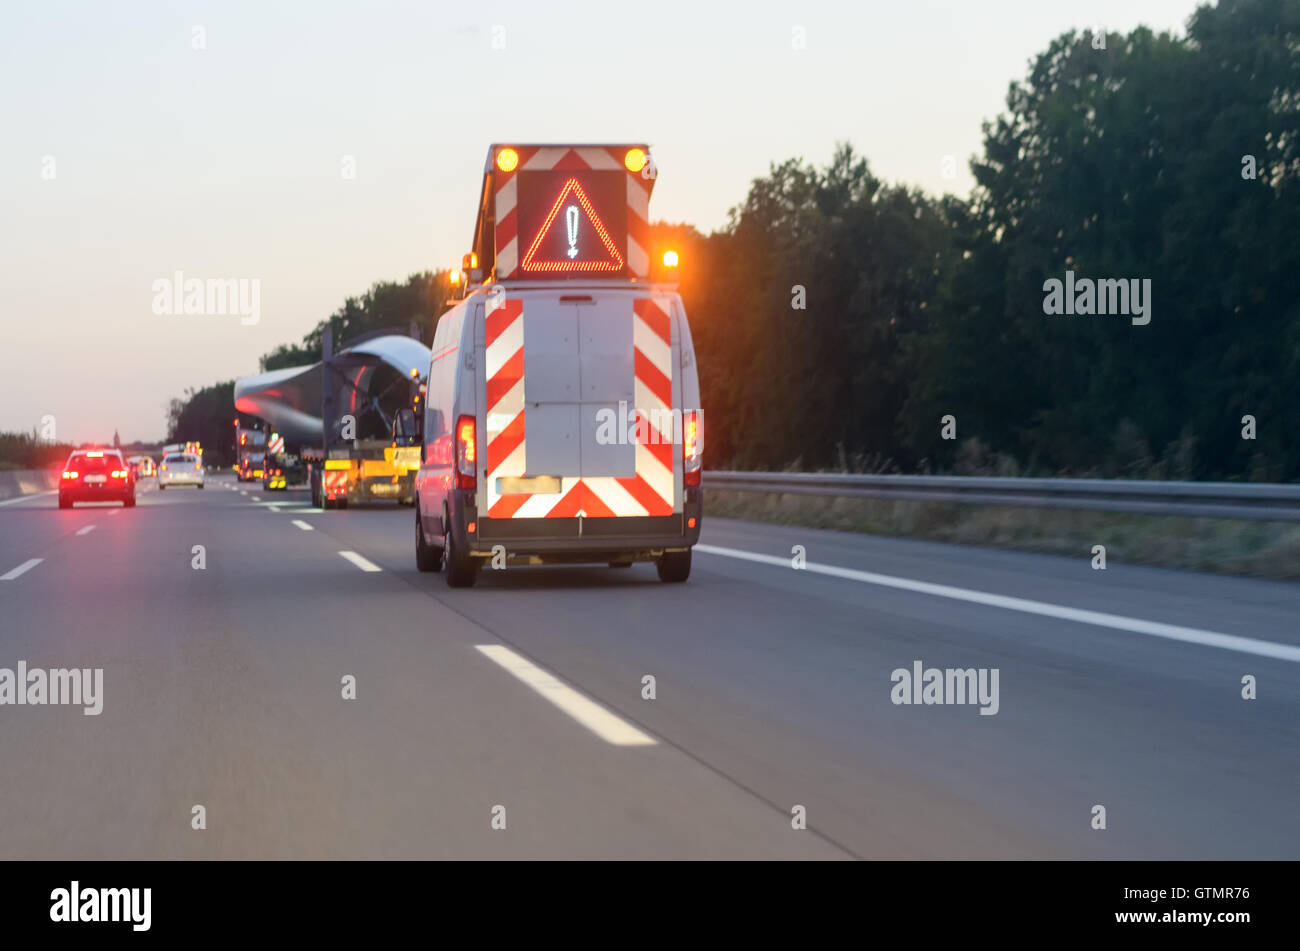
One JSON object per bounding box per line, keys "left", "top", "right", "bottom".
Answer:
{"left": 195, "top": 462, "right": 201, "bottom": 471}
{"left": 455, "top": 415, "right": 477, "bottom": 490}
{"left": 683, "top": 410, "right": 702, "bottom": 486}
{"left": 160, "top": 464, "right": 168, "bottom": 471}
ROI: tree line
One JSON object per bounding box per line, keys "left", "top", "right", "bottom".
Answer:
{"left": 674, "top": 0, "right": 1298, "bottom": 480}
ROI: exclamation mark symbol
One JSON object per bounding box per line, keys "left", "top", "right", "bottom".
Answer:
{"left": 566, "top": 205, "right": 579, "bottom": 258}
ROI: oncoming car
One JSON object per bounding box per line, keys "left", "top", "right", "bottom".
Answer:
{"left": 158, "top": 453, "right": 205, "bottom": 489}
{"left": 59, "top": 449, "right": 135, "bottom": 508}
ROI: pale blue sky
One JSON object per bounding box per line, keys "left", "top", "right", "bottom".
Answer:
{"left": 1, "top": 0, "right": 1205, "bottom": 443}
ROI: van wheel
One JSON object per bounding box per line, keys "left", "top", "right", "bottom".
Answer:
{"left": 159, "top": 484, "right": 166, "bottom": 491}
{"left": 444, "top": 525, "right": 478, "bottom": 588}
{"left": 656, "top": 549, "right": 692, "bottom": 583}
{"left": 415, "top": 512, "right": 443, "bottom": 572}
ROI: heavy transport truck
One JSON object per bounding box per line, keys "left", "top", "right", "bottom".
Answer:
{"left": 234, "top": 329, "right": 430, "bottom": 509}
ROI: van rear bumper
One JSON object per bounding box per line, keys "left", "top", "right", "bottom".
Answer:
{"left": 463, "top": 488, "right": 702, "bottom": 559}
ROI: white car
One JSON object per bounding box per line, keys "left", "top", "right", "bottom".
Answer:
{"left": 158, "top": 453, "right": 205, "bottom": 489}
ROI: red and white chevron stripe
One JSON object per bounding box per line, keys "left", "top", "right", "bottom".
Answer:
{"left": 485, "top": 297, "right": 526, "bottom": 518}
{"left": 482, "top": 295, "right": 678, "bottom": 520}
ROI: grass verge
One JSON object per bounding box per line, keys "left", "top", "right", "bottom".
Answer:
{"left": 706, "top": 489, "right": 1300, "bottom": 582}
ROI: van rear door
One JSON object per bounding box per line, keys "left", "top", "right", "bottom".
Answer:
{"left": 483, "top": 289, "right": 678, "bottom": 520}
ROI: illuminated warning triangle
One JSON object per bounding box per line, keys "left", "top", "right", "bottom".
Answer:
{"left": 520, "top": 178, "right": 625, "bottom": 272}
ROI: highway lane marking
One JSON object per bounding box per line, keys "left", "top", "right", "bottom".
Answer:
{"left": 108, "top": 509, "right": 120, "bottom": 516}
{"left": 292, "top": 520, "right": 314, "bottom": 531}
{"left": 76, "top": 524, "right": 96, "bottom": 536}
{"left": 474, "top": 645, "right": 657, "bottom": 747}
{"left": 695, "top": 544, "right": 1300, "bottom": 664}
{"left": 1, "top": 558, "right": 43, "bottom": 581}
{"left": 339, "top": 550, "right": 382, "bottom": 572}
{"left": 0, "top": 491, "right": 57, "bottom": 508}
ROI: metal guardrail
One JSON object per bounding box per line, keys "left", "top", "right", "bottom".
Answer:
{"left": 705, "top": 471, "right": 1300, "bottom": 522}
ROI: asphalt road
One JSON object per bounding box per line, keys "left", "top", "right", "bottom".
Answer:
{"left": 1, "top": 475, "right": 1296, "bottom": 859}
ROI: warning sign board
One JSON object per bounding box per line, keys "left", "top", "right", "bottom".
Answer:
{"left": 516, "top": 169, "right": 628, "bottom": 276}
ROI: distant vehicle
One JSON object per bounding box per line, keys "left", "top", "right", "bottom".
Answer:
{"left": 413, "top": 144, "right": 702, "bottom": 587}
{"left": 59, "top": 449, "right": 135, "bottom": 508}
{"left": 238, "top": 451, "right": 266, "bottom": 482}
{"left": 235, "top": 426, "right": 266, "bottom": 481}
{"left": 158, "top": 453, "right": 205, "bottom": 490}
{"left": 263, "top": 452, "right": 305, "bottom": 491}
{"left": 126, "top": 455, "right": 155, "bottom": 479}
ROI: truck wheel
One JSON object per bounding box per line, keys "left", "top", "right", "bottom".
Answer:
{"left": 656, "top": 549, "right": 692, "bottom": 583}
{"left": 444, "top": 526, "right": 478, "bottom": 588}
{"left": 415, "top": 512, "right": 442, "bottom": 572}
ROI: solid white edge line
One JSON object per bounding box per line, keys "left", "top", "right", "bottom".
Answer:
{"left": 1, "top": 558, "right": 43, "bottom": 581}
{"left": 292, "top": 520, "right": 313, "bottom": 531}
{"left": 338, "top": 550, "right": 381, "bottom": 572}
{"left": 474, "top": 644, "right": 657, "bottom": 746}
{"left": 0, "top": 491, "right": 57, "bottom": 508}
{"left": 76, "top": 524, "right": 96, "bottom": 536}
{"left": 694, "top": 544, "right": 1300, "bottom": 664}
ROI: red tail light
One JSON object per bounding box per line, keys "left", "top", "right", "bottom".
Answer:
{"left": 683, "top": 410, "right": 702, "bottom": 486}
{"left": 62, "top": 470, "right": 78, "bottom": 480}
{"left": 110, "top": 469, "right": 127, "bottom": 479}
{"left": 160, "top": 464, "right": 168, "bottom": 471}
{"left": 455, "top": 415, "right": 477, "bottom": 490}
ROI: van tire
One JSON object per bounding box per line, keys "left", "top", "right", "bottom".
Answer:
{"left": 415, "top": 512, "right": 442, "bottom": 573}
{"left": 444, "top": 525, "right": 478, "bottom": 588}
{"left": 656, "top": 549, "right": 692, "bottom": 583}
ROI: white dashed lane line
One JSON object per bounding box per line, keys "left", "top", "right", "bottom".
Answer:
{"left": 291, "top": 520, "right": 313, "bottom": 531}
{"left": 475, "top": 645, "right": 657, "bottom": 747}
{"left": 338, "top": 551, "right": 381, "bottom": 572}
{"left": 76, "top": 524, "right": 97, "bottom": 536}
{"left": 695, "top": 544, "right": 1300, "bottom": 664}
{"left": 1, "top": 558, "right": 43, "bottom": 581}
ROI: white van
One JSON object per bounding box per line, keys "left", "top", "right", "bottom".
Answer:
{"left": 414, "top": 144, "right": 704, "bottom": 587}
{"left": 415, "top": 279, "right": 702, "bottom": 586}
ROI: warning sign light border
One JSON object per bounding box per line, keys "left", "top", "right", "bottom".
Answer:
{"left": 520, "top": 177, "right": 626, "bottom": 273}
